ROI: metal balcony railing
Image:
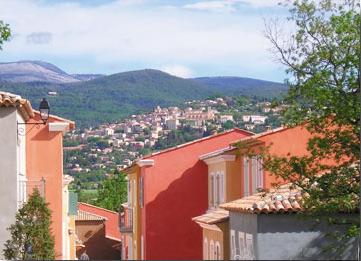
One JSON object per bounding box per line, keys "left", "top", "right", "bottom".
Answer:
{"left": 18, "top": 178, "right": 46, "bottom": 206}
{"left": 119, "top": 206, "right": 133, "bottom": 233}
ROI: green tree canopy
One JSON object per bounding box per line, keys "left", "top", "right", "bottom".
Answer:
{"left": 96, "top": 170, "right": 128, "bottom": 211}
{"left": 0, "top": 20, "right": 10, "bottom": 50}
{"left": 3, "top": 188, "right": 55, "bottom": 260}
{"left": 262, "top": 0, "right": 360, "bottom": 239}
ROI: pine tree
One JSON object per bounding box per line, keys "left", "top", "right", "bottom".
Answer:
{"left": 3, "top": 188, "right": 55, "bottom": 260}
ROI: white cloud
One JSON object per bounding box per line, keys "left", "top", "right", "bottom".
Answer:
{"left": 161, "top": 65, "right": 193, "bottom": 78}
{"left": 0, "top": 0, "right": 286, "bottom": 80}
{"left": 239, "top": 0, "right": 284, "bottom": 7}
{"left": 183, "top": 1, "right": 237, "bottom": 13}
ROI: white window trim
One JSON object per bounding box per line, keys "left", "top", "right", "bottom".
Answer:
{"left": 215, "top": 241, "right": 221, "bottom": 260}
{"left": 246, "top": 233, "right": 254, "bottom": 259}
{"left": 238, "top": 231, "right": 245, "bottom": 258}
{"left": 210, "top": 240, "right": 215, "bottom": 260}
{"left": 204, "top": 238, "right": 208, "bottom": 260}
{"left": 215, "top": 172, "right": 220, "bottom": 206}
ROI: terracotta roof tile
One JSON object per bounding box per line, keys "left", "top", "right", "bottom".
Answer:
{"left": 76, "top": 209, "right": 106, "bottom": 221}
{"left": 220, "top": 184, "right": 303, "bottom": 214}
{"left": 0, "top": 91, "right": 34, "bottom": 120}
{"left": 192, "top": 209, "right": 229, "bottom": 224}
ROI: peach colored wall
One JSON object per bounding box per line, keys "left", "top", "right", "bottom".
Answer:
{"left": 203, "top": 222, "right": 229, "bottom": 260}
{"left": 259, "top": 125, "right": 313, "bottom": 189}
{"left": 226, "top": 158, "right": 243, "bottom": 202}
{"left": 143, "top": 130, "right": 252, "bottom": 260}
{"left": 26, "top": 114, "right": 65, "bottom": 259}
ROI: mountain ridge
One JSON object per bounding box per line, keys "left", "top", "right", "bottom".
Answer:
{"left": 0, "top": 61, "right": 287, "bottom": 127}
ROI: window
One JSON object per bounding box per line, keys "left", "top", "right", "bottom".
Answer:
{"left": 220, "top": 171, "right": 225, "bottom": 203}
{"left": 204, "top": 238, "right": 208, "bottom": 260}
{"left": 210, "top": 240, "right": 215, "bottom": 260}
{"left": 132, "top": 180, "right": 136, "bottom": 207}
{"left": 210, "top": 173, "right": 215, "bottom": 208}
{"left": 251, "top": 157, "right": 258, "bottom": 194}
{"left": 243, "top": 157, "right": 250, "bottom": 197}
{"left": 231, "top": 230, "right": 236, "bottom": 259}
{"left": 127, "top": 180, "right": 131, "bottom": 205}
{"left": 245, "top": 233, "right": 254, "bottom": 259}
{"left": 215, "top": 174, "right": 220, "bottom": 205}
{"left": 238, "top": 232, "right": 245, "bottom": 258}
{"left": 257, "top": 157, "right": 264, "bottom": 189}
{"left": 215, "top": 241, "right": 221, "bottom": 260}
{"left": 139, "top": 177, "right": 144, "bottom": 208}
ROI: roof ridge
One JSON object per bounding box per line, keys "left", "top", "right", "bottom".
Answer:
{"left": 78, "top": 202, "right": 119, "bottom": 215}
{"left": 143, "top": 128, "right": 253, "bottom": 159}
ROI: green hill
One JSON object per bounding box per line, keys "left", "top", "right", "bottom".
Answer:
{"left": 0, "top": 69, "right": 287, "bottom": 127}
{"left": 193, "top": 76, "right": 287, "bottom": 98}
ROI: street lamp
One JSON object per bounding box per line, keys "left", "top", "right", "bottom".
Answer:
{"left": 39, "top": 98, "right": 50, "bottom": 123}
{"left": 18, "top": 98, "right": 50, "bottom": 125}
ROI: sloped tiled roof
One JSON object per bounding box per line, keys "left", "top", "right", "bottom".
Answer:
{"left": 76, "top": 209, "right": 106, "bottom": 221}
{"left": 220, "top": 184, "right": 303, "bottom": 214}
{"left": 0, "top": 91, "right": 34, "bottom": 121}
{"left": 192, "top": 209, "right": 229, "bottom": 225}
{"left": 78, "top": 203, "right": 121, "bottom": 241}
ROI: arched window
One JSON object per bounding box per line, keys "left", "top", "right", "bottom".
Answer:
{"left": 210, "top": 240, "right": 215, "bottom": 260}
{"left": 215, "top": 241, "right": 221, "bottom": 260}
{"left": 204, "top": 238, "right": 208, "bottom": 260}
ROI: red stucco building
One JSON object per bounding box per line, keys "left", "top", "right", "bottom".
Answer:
{"left": 120, "top": 129, "right": 253, "bottom": 260}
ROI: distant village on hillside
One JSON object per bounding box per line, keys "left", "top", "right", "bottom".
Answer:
{"left": 64, "top": 97, "right": 287, "bottom": 191}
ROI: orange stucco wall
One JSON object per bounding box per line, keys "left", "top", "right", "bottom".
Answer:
{"left": 258, "top": 125, "right": 312, "bottom": 189}
{"left": 142, "top": 129, "right": 252, "bottom": 260}
{"left": 26, "top": 114, "right": 65, "bottom": 259}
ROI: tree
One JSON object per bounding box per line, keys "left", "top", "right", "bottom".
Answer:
{"left": 96, "top": 170, "right": 128, "bottom": 211}
{"left": 0, "top": 20, "right": 11, "bottom": 50}
{"left": 3, "top": 188, "right": 55, "bottom": 260}
{"left": 262, "top": 0, "right": 360, "bottom": 239}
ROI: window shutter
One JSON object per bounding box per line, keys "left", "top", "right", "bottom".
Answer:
{"left": 215, "top": 174, "right": 220, "bottom": 206}
{"left": 68, "top": 191, "right": 78, "bottom": 216}
{"left": 257, "top": 157, "right": 264, "bottom": 189}
{"left": 139, "top": 177, "right": 144, "bottom": 208}
{"left": 220, "top": 172, "right": 224, "bottom": 203}
{"left": 243, "top": 157, "right": 249, "bottom": 197}
{"left": 238, "top": 232, "right": 245, "bottom": 258}
{"left": 210, "top": 174, "right": 214, "bottom": 208}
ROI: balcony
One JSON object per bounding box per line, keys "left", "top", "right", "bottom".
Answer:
{"left": 18, "top": 178, "right": 45, "bottom": 206}
{"left": 119, "top": 206, "right": 133, "bottom": 233}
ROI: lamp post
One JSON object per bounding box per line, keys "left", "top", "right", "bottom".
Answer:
{"left": 18, "top": 98, "right": 50, "bottom": 125}
{"left": 39, "top": 98, "right": 50, "bottom": 123}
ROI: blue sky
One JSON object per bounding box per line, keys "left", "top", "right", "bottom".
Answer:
{"left": 0, "top": 0, "right": 290, "bottom": 82}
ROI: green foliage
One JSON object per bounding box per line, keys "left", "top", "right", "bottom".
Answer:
{"left": 222, "top": 120, "right": 234, "bottom": 130}
{"left": 96, "top": 171, "right": 128, "bottom": 211}
{"left": 3, "top": 188, "right": 55, "bottom": 260}
{"left": 77, "top": 189, "right": 98, "bottom": 205}
{"left": 0, "top": 70, "right": 286, "bottom": 127}
{"left": 264, "top": 0, "right": 360, "bottom": 240}
{"left": 154, "top": 126, "right": 205, "bottom": 151}
{"left": 0, "top": 21, "right": 11, "bottom": 50}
